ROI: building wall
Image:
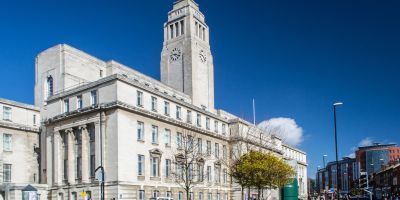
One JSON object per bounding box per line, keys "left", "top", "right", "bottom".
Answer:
{"left": 0, "top": 99, "right": 47, "bottom": 200}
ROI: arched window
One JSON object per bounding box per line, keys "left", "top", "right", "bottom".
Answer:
{"left": 47, "top": 76, "right": 53, "bottom": 97}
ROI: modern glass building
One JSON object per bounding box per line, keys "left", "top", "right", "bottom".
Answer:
{"left": 365, "top": 149, "right": 389, "bottom": 174}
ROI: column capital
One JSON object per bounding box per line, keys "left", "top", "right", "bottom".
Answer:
{"left": 65, "top": 128, "right": 73, "bottom": 133}
{"left": 79, "top": 125, "right": 87, "bottom": 131}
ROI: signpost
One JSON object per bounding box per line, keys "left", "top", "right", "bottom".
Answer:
{"left": 81, "top": 191, "right": 87, "bottom": 200}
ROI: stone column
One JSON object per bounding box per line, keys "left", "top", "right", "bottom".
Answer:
{"left": 80, "top": 125, "right": 90, "bottom": 183}
{"left": 53, "top": 131, "right": 62, "bottom": 185}
{"left": 66, "top": 128, "right": 75, "bottom": 184}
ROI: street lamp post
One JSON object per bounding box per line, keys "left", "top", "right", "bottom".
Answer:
{"left": 333, "top": 102, "right": 343, "bottom": 200}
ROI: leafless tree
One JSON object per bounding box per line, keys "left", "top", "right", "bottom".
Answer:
{"left": 170, "top": 129, "right": 206, "bottom": 200}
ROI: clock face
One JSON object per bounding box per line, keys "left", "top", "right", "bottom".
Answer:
{"left": 199, "top": 50, "right": 207, "bottom": 63}
{"left": 170, "top": 48, "right": 181, "bottom": 62}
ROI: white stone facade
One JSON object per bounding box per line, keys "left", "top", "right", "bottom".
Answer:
{"left": 0, "top": 0, "right": 308, "bottom": 200}
{"left": 0, "top": 99, "right": 48, "bottom": 200}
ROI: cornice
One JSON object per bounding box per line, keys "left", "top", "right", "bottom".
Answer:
{"left": 0, "top": 121, "right": 40, "bottom": 133}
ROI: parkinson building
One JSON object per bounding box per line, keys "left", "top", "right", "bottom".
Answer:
{"left": 29, "top": 0, "right": 308, "bottom": 200}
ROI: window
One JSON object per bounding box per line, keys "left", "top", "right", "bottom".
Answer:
{"left": 137, "top": 121, "right": 144, "bottom": 141}
{"left": 166, "top": 191, "right": 172, "bottom": 198}
{"left": 224, "top": 193, "right": 228, "bottom": 200}
{"left": 188, "top": 135, "right": 193, "bottom": 149}
{"left": 151, "top": 96, "right": 158, "bottom": 111}
{"left": 139, "top": 190, "right": 145, "bottom": 200}
{"left": 196, "top": 113, "right": 201, "bottom": 127}
{"left": 165, "top": 159, "right": 171, "bottom": 177}
{"left": 2, "top": 106, "right": 12, "bottom": 121}
{"left": 137, "top": 91, "right": 143, "bottom": 107}
{"left": 75, "top": 133, "right": 82, "bottom": 179}
{"left": 199, "top": 25, "right": 203, "bottom": 39}
{"left": 177, "top": 132, "right": 182, "bottom": 149}
{"left": 77, "top": 95, "right": 83, "bottom": 109}
{"left": 63, "top": 99, "right": 69, "bottom": 113}
{"left": 175, "top": 22, "right": 179, "bottom": 37}
{"left": 71, "top": 192, "right": 77, "bottom": 200}
{"left": 180, "top": 20, "right": 184, "bottom": 35}
{"left": 198, "top": 163, "right": 204, "bottom": 182}
{"left": 58, "top": 193, "right": 64, "bottom": 200}
{"left": 207, "top": 193, "right": 212, "bottom": 200}
{"left": 47, "top": 76, "right": 54, "bottom": 98}
{"left": 176, "top": 106, "right": 181, "bottom": 119}
{"left": 90, "top": 90, "right": 97, "bottom": 106}
{"left": 203, "top": 27, "right": 206, "bottom": 41}
{"left": 3, "top": 134, "right": 12, "bottom": 151}
{"left": 89, "top": 126, "right": 96, "bottom": 177}
{"left": 164, "top": 129, "right": 171, "bottom": 146}
{"left": 222, "top": 124, "right": 226, "bottom": 135}
{"left": 62, "top": 133, "right": 68, "bottom": 180}
{"left": 215, "top": 166, "right": 221, "bottom": 183}
{"left": 189, "top": 163, "right": 194, "bottom": 180}
{"left": 178, "top": 192, "right": 183, "bottom": 200}
{"left": 138, "top": 155, "right": 144, "bottom": 176}
{"left": 214, "top": 121, "right": 219, "bottom": 133}
{"left": 190, "top": 192, "right": 193, "bottom": 200}
{"left": 3, "top": 164, "right": 11, "bottom": 182}
{"left": 217, "top": 193, "right": 220, "bottom": 200}
{"left": 152, "top": 125, "right": 158, "bottom": 144}
{"left": 197, "top": 138, "right": 203, "bottom": 154}
{"left": 206, "top": 141, "right": 211, "bottom": 156}
{"left": 223, "top": 168, "right": 227, "bottom": 183}
{"left": 100, "top": 70, "right": 103, "bottom": 78}
{"left": 195, "top": 22, "right": 199, "bottom": 36}
{"left": 215, "top": 143, "right": 219, "bottom": 158}
{"left": 187, "top": 110, "right": 192, "bottom": 123}
{"left": 207, "top": 166, "right": 212, "bottom": 182}
{"left": 199, "top": 192, "right": 203, "bottom": 200}
{"left": 222, "top": 145, "right": 227, "bottom": 159}
{"left": 170, "top": 24, "right": 174, "bottom": 39}
{"left": 164, "top": 101, "right": 170, "bottom": 116}
{"left": 152, "top": 190, "right": 159, "bottom": 198}
{"left": 151, "top": 156, "right": 159, "bottom": 177}
{"left": 206, "top": 118, "right": 210, "bottom": 130}
{"left": 33, "top": 114, "right": 36, "bottom": 125}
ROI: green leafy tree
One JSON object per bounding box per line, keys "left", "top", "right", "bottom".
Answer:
{"left": 230, "top": 151, "right": 295, "bottom": 200}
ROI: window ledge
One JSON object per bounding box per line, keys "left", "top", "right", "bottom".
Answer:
{"left": 137, "top": 175, "right": 145, "bottom": 181}
{"left": 150, "top": 176, "right": 161, "bottom": 181}
{"left": 137, "top": 139, "right": 145, "bottom": 143}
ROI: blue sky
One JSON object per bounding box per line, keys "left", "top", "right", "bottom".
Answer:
{"left": 0, "top": 0, "right": 399, "bottom": 178}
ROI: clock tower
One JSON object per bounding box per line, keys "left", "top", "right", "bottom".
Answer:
{"left": 161, "top": 0, "right": 214, "bottom": 110}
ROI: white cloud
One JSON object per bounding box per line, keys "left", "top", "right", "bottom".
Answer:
{"left": 347, "top": 137, "right": 374, "bottom": 158}
{"left": 258, "top": 118, "right": 304, "bottom": 146}
{"left": 358, "top": 137, "right": 373, "bottom": 147}
{"left": 347, "top": 153, "right": 355, "bottom": 158}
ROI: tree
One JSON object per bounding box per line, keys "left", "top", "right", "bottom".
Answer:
{"left": 230, "top": 151, "right": 295, "bottom": 200}
{"left": 170, "top": 129, "right": 205, "bottom": 200}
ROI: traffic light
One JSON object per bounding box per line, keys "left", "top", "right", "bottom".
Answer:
{"left": 359, "top": 172, "right": 368, "bottom": 189}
